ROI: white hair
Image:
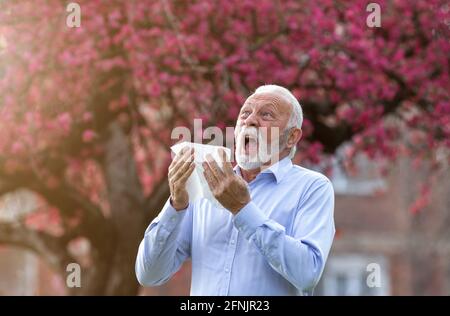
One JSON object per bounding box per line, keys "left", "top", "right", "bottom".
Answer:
{"left": 253, "top": 84, "right": 303, "bottom": 159}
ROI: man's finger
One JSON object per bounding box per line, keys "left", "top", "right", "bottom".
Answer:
{"left": 178, "top": 147, "right": 193, "bottom": 162}
{"left": 170, "top": 150, "right": 193, "bottom": 178}
{"left": 170, "top": 146, "right": 187, "bottom": 163}
{"left": 169, "top": 148, "right": 185, "bottom": 169}
{"left": 177, "top": 162, "right": 195, "bottom": 185}
{"left": 203, "top": 163, "right": 219, "bottom": 190}
{"left": 169, "top": 148, "right": 193, "bottom": 175}
{"left": 169, "top": 153, "right": 190, "bottom": 178}
{"left": 206, "top": 154, "right": 225, "bottom": 180}
{"left": 172, "top": 159, "right": 194, "bottom": 183}
{"left": 220, "top": 148, "right": 234, "bottom": 175}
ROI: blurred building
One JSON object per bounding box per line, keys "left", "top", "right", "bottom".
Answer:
{"left": 316, "top": 151, "right": 450, "bottom": 295}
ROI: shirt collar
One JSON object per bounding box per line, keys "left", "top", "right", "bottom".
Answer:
{"left": 233, "top": 156, "right": 293, "bottom": 184}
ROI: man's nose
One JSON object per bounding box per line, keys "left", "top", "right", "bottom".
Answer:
{"left": 243, "top": 112, "right": 258, "bottom": 127}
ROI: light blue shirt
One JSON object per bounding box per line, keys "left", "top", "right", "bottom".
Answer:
{"left": 135, "top": 157, "right": 335, "bottom": 296}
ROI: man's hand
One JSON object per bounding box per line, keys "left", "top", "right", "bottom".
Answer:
{"left": 203, "top": 149, "right": 251, "bottom": 215}
{"left": 169, "top": 147, "right": 195, "bottom": 211}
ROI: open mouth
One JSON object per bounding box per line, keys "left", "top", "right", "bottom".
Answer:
{"left": 244, "top": 135, "right": 257, "bottom": 154}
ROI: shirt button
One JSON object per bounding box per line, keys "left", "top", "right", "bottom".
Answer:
{"left": 225, "top": 268, "right": 229, "bottom": 273}
{"left": 230, "top": 239, "right": 235, "bottom": 245}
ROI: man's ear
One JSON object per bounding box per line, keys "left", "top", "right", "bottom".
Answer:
{"left": 287, "top": 128, "right": 302, "bottom": 149}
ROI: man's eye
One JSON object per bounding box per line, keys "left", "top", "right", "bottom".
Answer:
{"left": 262, "top": 112, "right": 273, "bottom": 119}
{"left": 241, "top": 111, "right": 251, "bottom": 118}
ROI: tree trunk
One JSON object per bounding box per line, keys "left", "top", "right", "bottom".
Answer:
{"left": 99, "top": 121, "right": 148, "bottom": 295}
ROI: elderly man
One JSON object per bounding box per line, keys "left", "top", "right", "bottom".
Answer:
{"left": 135, "top": 85, "right": 335, "bottom": 296}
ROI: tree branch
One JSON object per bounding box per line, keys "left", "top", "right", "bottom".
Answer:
{"left": 0, "top": 169, "right": 115, "bottom": 250}
{"left": 0, "top": 222, "right": 74, "bottom": 271}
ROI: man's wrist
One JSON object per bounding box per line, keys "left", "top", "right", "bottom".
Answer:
{"left": 231, "top": 199, "right": 251, "bottom": 215}
{"left": 170, "top": 197, "right": 189, "bottom": 211}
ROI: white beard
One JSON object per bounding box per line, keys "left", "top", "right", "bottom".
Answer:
{"left": 236, "top": 155, "right": 263, "bottom": 171}
{"left": 235, "top": 126, "right": 287, "bottom": 171}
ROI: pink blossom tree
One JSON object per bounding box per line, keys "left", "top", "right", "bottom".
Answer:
{"left": 0, "top": 0, "right": 448, "bottom": 295}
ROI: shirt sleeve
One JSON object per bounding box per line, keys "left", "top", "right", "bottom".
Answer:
{"left": 233, "top": 178, "right": 335, "bottom": 292}
{"left": 135, "top": 198, "right": 193, "bottom": 286}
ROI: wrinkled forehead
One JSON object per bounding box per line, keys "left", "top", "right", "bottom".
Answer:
{"left": 242, "top": 92, "right": 291, "bottom": 113}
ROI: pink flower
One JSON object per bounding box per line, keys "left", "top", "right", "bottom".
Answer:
{"left": 57, "top": 112, "right": 73, "bottom": 133}
{"left": 11, "top": 141, "right": 24, "bottom": 154}
{"left": 83, "top": 112, "right": 93, "bottom": 122}
{"left": 82, "top": 130, "right": 97, "bottom": 143}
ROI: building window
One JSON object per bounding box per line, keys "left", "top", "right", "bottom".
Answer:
{"left": 330, "top": 144, "right": 386, "bottom": 196}
{"left": 316, "top": 254, "right": 390, "bottom": 296}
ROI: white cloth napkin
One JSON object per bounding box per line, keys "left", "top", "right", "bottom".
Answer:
{"left": 170, "top": 142, "right": 232, "bottom": 209}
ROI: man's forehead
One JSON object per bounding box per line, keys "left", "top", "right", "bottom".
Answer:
{"left": 243, "top": 92, "right": 290, "bottom": 109}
